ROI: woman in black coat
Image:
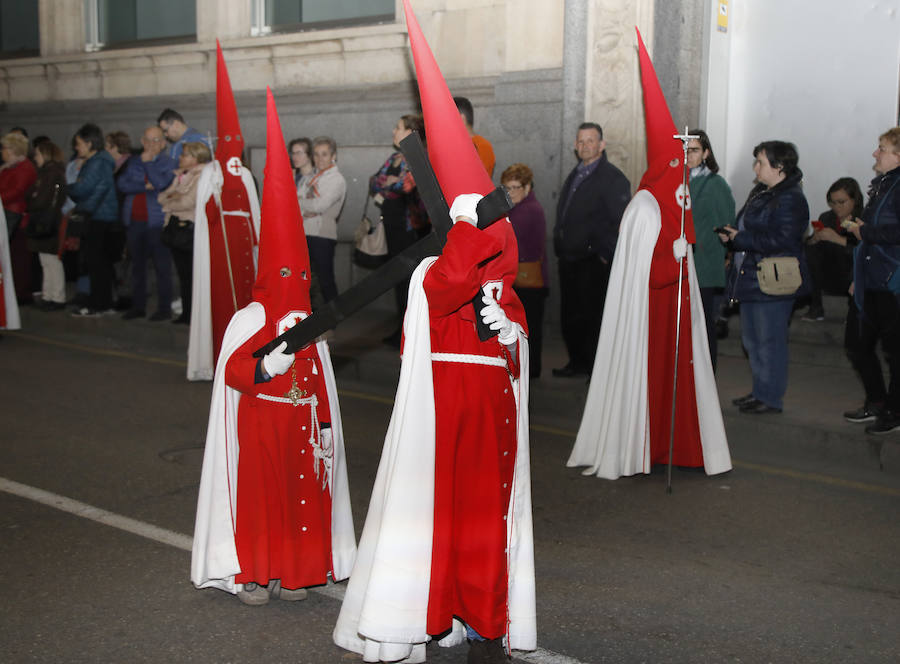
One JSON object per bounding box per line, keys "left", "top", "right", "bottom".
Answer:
{"left": 25, "top": 141, "right": 67, "bottom": 310}
{"left": 719, "top": 141, "right": 810, "bottom": 414}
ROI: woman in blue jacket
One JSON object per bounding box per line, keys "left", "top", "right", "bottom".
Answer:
{"left": 719, "top": 141, "right": 810, "bottom": 414}
{"left": 67, "top": 123, "right": 119, "bottom": 316}
{"left": 843, "top": 127, "right": 900, "bottom": 434}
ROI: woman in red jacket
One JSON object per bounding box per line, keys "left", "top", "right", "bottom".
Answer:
{"left": 0, "top": 132, "right": 38, "bottom": 302}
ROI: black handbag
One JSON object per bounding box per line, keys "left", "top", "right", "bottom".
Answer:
{"left": 25, "top": 208, "right": 60, "bottom": 239}
{"left": 161, "top": 215, "right": 195, "bottom": 252}
{"left": 66, "top": 211, "right": 90, "bottom": 238}
{"left": 25, "top": 182, "right": 62, "bottom": 239}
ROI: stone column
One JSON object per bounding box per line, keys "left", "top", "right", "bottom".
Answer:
{"left": 560, "top": 0, "right": 589, "bottom": 185}
{"left": 584, "top": 0, "right": 655, "bottom": 188}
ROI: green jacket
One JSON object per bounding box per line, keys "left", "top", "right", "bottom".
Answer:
{"left": 690, "top": 172, "right": 735, "bottom": 288}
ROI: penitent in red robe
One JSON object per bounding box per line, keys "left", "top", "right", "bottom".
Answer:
{"left": 421, "top": 221, "right": 527, "bottom": 640}
{"left": 225, "top": 326, "right": 334, "bottom": 590}
{"left": 207, "top": 191, "right": 257, "bottom": 363}
{"left": 646, "top": 199, "right": 704, "bottom": 468}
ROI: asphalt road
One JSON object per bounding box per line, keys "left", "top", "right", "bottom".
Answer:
{"left": 1, "top": 326, "right": 899, "bottom": 663}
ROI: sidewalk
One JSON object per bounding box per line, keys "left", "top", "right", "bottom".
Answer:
{"left": 11, "top": 293, "right": 899, "bottom": 477}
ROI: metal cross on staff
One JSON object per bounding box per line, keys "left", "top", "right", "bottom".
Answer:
{"left": 665, "top": 127, "right": 699, "bottom": 494}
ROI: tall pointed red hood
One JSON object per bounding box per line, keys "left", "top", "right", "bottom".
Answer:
{"left": 402, "top": 0, "right": 494, "bottom": 203}
{"left": 635, "top": 27, "right": 694, "bottom": 241}
{"left": 215, "top": 40, "right": 244, "bottom": 167}
{"left": 253, "top": 88, "right": 312, "bottom": 327}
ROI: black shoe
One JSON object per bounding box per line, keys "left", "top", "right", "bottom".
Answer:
{"left": 843, "top": 404, "right": 883, "bottom": 423}
{"left": 552, "top": 363, "right": 588, "bottom": 378}
{"left": 172, "top": 314, "right": 190, "bottom": 325}
{"left": 122, "top": 309, "right": 145, "bottom": 320}
{"left": 865, "top": 412, "right": 900, "bottom": 435}
{"left": 739, "top": 399, "right": 782, "bottom": 414}
{"left": 148, "top": 310, "right": 172, "bottom": 322}
{"left": 732, "top": 393, "right": 755, "bottom": 407}
{"left": 38, "top": 301, "right": 66, "bottom": 311}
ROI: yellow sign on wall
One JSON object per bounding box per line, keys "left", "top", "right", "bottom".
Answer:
{"left": 717, "top": 0, "right": 729, "bottom": 33}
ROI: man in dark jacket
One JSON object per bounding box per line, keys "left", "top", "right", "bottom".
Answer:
{"left": 552, "top": 122, "right": 631, "bottom": 377}
{"left": 117, "top": 125, "right": 175, "bottom": 321}
{"left": 844, "top": 127, "right": 900, "bottom": 434}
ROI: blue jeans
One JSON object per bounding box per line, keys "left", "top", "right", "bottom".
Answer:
{"left": 127, "top": 222, "right": 172, "bottom": 314}
{"left": 740, "top": 299, "right": 794, "bottom": 409}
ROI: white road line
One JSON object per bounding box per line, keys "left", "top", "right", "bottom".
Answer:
{"left": 1, "top": 476, "right": 589, "bottom": 664}
{"left": 1, "top": 476, "right": 194, "bottom": 551}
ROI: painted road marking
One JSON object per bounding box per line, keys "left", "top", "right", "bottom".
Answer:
{"left": 1, "top": 476, "right": 584, "bottom": 664}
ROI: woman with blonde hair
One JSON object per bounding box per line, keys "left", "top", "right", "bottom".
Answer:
{"left": 158, "top": 141, "right": 212, "bottom": 324}
{"left": 1, "top": 131, "right": 38, "bottom": 302}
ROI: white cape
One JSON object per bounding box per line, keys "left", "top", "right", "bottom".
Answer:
{"left": 567, "top": 190, "right": 731, "bottom": 479}
{"left": 0, "top": 202, "right": 21, "bottom": 330}
{"left": 190, "top": 301, "right": 356, "bottom": 592}
{"left": 187, "top": 161, "right": 261, "bottom": 381}
{"left": 333, "top": 258, "right": 536, "bottom": 662}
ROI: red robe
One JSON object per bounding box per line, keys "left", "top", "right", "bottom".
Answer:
{"left": 206, "top": 191, "right": 257, "bottom": 363}
{"left": 225, "top": 327, "right": 334, "bottom": 590}
{"left": 420, "top": 221, "right": 526, "bottom": 639}
{"left": 647, "top": 199, "right": 704, "bottom": 468}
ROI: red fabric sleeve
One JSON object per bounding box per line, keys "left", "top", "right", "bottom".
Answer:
{"left": 424, "top": 222, "right": 503, "bottom": 317}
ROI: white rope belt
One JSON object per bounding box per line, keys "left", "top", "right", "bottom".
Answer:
{"left": 431, "top": 352, "right": 507, "bottom": 367}
{"left": 254, "top": 393, "right": 318, "bottom": 406}
{"left": 222, "top": 210, "right": 251, "bottom": 218}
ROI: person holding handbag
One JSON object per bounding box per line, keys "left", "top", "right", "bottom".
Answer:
{"left": 158, "top": 141, "right": 212, "bottom": 324}
{"left": 25, "top": 140, "right": 67, "bottom": 310}
{"left": 718, "top": 140, "right": 810, "bottom": 414}
{"left": 370, "top": 114, "right": 424, "bottom": 348}
{"left": 502, "top": 162, "right": 548, "bottom": 378}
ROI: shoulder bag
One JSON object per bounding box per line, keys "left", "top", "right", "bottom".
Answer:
{"left": 756, "top": 256, "right": 801, "bottom": 296}
{"left": 353, "top": 191, "right": 388, "bottom": 269}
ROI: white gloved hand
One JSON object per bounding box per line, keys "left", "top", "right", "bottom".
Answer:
{"left": 480, "top": 295, "right": 517, "bottom": 346}
{"left": 320, "top": 427, "right": 333, "bottom": 455}
{"left": 448, "top": 193, "right": 482, "bottom": 227}
{"left": 262, "top": 341, "right": 294, "bottom": 378}
{"left": 673, "top": 236, "right": 688, "bottom": 260}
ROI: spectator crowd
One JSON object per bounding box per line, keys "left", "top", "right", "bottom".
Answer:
{"left": 2, "top": 103, "right": 899, "bottom": 434}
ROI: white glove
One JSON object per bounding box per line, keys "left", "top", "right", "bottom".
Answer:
{"left": 320, "top": 427, "right": 333, "bottom": 455}
{"left": 449, "top": 193, "right": 482, "bottom": 226}
{"left": 262, "top": 341, "right": 294, "bottom": 378}
{"left": 673, "top": 236, "right": 688, "bottom": 260}
{"left": 480, "top": 295, "right": 517, "bottom": 346}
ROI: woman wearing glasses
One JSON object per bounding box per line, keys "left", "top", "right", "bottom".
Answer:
{"left": 501, "top": 162, "right": 547, "bottom": 378}
{"left": 686, "top": 129, "right": 735, "bottom": 370}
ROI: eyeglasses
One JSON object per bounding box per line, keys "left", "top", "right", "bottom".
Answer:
{"left": 504, "top": 184, "right": 525, "bottom": 191}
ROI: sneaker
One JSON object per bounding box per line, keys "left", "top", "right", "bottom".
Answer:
{"left": 801, "top": 307, "right": 825, "bottom": 322}
{"left": 865, "top": 412, "right": 900, "bottom": 435}
{"left": 70, "top": 307, "right": 102, "bottom": 318}
{"left": 843, "top": 404, "right": 883, "bottom": 423}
